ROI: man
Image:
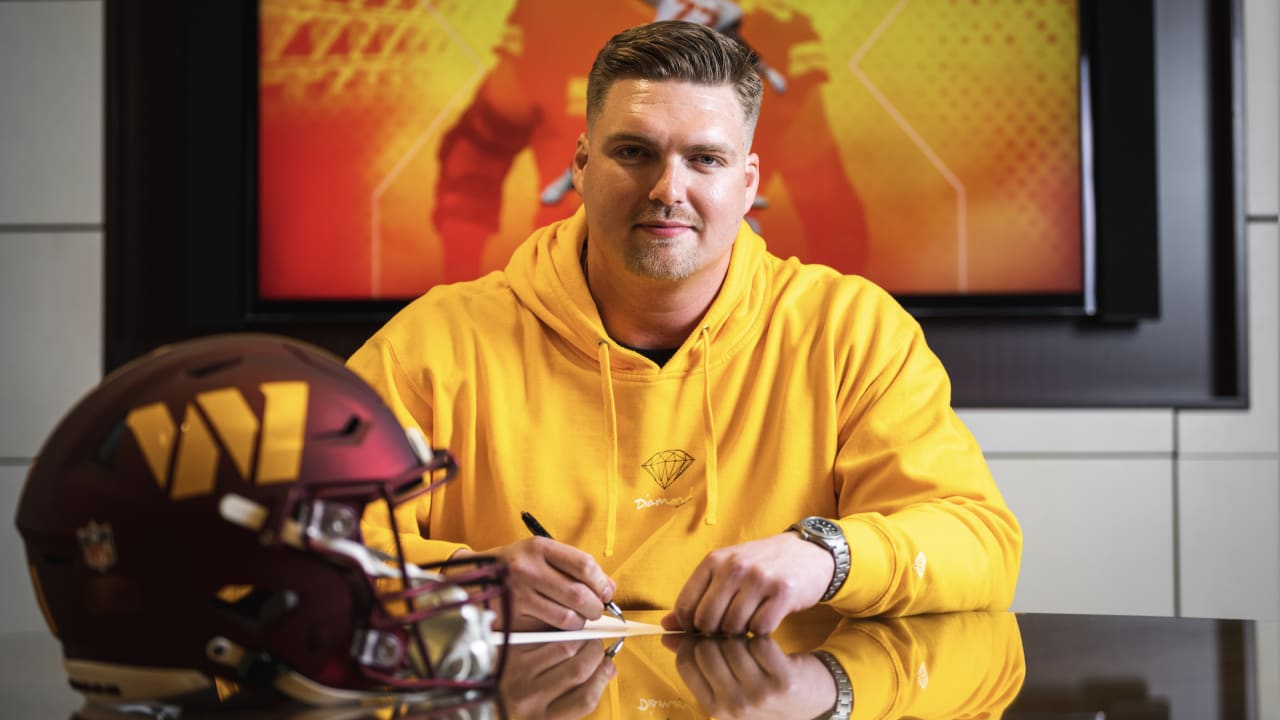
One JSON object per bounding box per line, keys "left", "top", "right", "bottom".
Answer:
{"left": 432, "top": 1, "right": 868, "bottom": 282}
{"left": 349, "top": 20, "right": 1021, "bottom": 635}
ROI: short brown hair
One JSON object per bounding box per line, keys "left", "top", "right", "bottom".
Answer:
{"left": 586, "top": 20, "right": 763, "bottom": 138}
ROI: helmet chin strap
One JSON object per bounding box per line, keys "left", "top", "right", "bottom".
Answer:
{"left": 63, "top": 658, "right": 211, "bottom": 706}
{"left": 271, "top": 669, "right": 491, "bottom": 709}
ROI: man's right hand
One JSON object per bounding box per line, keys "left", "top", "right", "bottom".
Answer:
{"left": 453, "top": 537, "right": 617, "bottom": 631}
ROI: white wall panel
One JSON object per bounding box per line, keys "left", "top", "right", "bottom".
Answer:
{"left": 0, "top": 631, "right": 80, "bottom": 718}
{"left": 1178, "top": 458, "right": 1280, "bottom": 620}
{"left": 1178, "top": 225, "right": 1279, "bottom": 455}
{"left": 0, "top": 464, "right": 48, "bottom": 633}
{"left": 959, "top": 409, "right": 1174, "bottom": 455}
{"left": 994, "top": 458, "right": 1175, "bottom": 616}
{"left": 1245, "top": 0, "right": 1279, "bottom": 215}
{"left": 0, "top": 232, "right": 102, "bottom": 458}
{"left": 1260, "top": 621, "right": 1280, "bottom": 720}
{"left": 0, "top": 1, "right": 102, "bottom": 225}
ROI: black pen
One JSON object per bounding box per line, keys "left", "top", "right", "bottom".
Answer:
{"left": 520, "top": 511, "right": 625, "bottom": 622}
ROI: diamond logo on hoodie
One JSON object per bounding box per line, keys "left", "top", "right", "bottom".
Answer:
{"left": 641, "top": 449, "right": 694, "bottom": 490}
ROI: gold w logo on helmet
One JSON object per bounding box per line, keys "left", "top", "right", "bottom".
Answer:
{"left": 124, "top": 382, "right": 308, "bottom": 499}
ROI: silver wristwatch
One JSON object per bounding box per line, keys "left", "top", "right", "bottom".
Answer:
{"left": 811, "top": 650, "right": 853, "bottom": 720}
{"left": 787, "top": 516, "right": 850, "bottom": 602}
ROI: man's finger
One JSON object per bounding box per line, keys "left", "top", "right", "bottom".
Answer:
{"left": 745, "top": 633, "right": 790, "bottom": 671}
{"left": 746, "top": 593, "right": 791, "bottom": 636}
{"left": 719, "top": 587, "right": 765, "bottom": 635}
{"left": 672, "top": 560, "right": 714, "bottom": 631}
{"left": 510, "top": 588, "right": 589, "bottom": 631}
{"left": 719, "top": 636, "right": 770, "bottom": 689}
{"left": 538, "top": 638, "right": 606, "bottom": 691}
{"left": 691, "top": 564, "right": 747, "bottom": 634}
{"left": 507, "top": 638, "right": 585, "bottom": 678}
{"left": 546, "top": 656, "right": 615, "bottom": 719}
{"left": 673, "top": 640, "right": 717, "bottom": 708}
{"left": 542, "top": 540, "right": 616, "bottom": 601}
{"left": 532, "top": 575, "right": 606, "bottom": 625}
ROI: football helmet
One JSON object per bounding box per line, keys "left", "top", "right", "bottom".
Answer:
{"left": 15, "top": 334, "right": 509, "bottom": 707}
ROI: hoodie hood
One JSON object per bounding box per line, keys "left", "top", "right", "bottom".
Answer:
{"left": 504, "top": 205, "right": 771, "bottom": 374}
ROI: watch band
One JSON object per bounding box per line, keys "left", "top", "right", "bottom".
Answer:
{"left": 811, "top": 650, "right": 853, "bottom": 720}
{"left": 820, "top": 533, "right": 850, "bottom": 602}
{"left": 788, "top": 517, "right": 851, "bottom": 602}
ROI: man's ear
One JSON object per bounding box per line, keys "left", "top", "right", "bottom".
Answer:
{"left": 743, "top": 151, "right": 761, "bottom": 214}
{"left": 572, "top": 133, "right": 589, "bottom": 191}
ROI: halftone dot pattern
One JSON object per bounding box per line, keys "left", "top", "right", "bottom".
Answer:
{"left": 821, "top": 0, "right": 1080, "bottom": 293}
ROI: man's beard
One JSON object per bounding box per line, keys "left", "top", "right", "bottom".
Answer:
{"left": 625, "top": 208, "right": 703, "bottom": 280}
{"left": 625, "top": 239, "right": 702, "bottom": 280}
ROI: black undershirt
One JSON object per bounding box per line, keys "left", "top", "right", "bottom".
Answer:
{"left": 616, "top": 341, "right": 679, "bottom": 367}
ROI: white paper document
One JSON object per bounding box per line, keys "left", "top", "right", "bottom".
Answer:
{"left": 505, "top": 616, "right": 678, "bottom": 645}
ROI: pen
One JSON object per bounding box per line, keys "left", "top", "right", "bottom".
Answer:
{"left": 520, "top": 511, "right": 625, "bottom": 622}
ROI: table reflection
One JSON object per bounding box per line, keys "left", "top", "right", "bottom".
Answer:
{"left": 65, "top": 609, "right": 1026, "bottom": 719}
{"left": 31, "top": 609, "right": 1268, "bottom": 719}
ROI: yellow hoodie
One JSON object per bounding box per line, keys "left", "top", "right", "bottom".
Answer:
{"left": 348, "top": 207, "right": 1021, "bottom": 616}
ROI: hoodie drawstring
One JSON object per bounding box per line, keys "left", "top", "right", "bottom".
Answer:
{"left": 597, "top": 340, "right": 620, "bottom": 557}
{"left": 595, "top": 330, "right": 720, "bottom": 557}
{"left": 699, "top": 327, "right": 719, "bottom": 527}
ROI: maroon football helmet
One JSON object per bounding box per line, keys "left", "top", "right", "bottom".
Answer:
{"left": 15, "top": 334, "right": 508, "bottom": 707}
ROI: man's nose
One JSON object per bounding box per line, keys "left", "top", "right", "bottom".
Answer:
{"left": 648, "top": 159, "right": 687, "bottom": 205}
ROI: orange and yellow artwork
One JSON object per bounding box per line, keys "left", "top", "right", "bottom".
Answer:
{"left": 258, "top": 0, "right": 1081, "bottom": 300}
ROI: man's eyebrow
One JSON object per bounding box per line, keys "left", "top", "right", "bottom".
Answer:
{"left": 602, "top": 133, "right": 736, "bottom": 157}
{"left": 685, "top": 142, "right": 735, "bottom": 157}
{"left": 602, "top": 132, "right": 657, "bottom": 147}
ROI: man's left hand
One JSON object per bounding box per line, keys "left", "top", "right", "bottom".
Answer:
{"left": 660, "top": 533, "right": 835, "bottom": 635}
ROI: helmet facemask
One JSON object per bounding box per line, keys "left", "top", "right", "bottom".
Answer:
{"left": 214, "top": 440, "right": 511, "bottom": 703}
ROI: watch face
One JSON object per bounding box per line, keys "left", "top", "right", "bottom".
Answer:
{"left": 803, "top": 517, "right": 841, "bottom": 538}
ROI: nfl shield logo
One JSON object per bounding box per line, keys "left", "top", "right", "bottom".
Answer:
{"left": 77, "top": 521, "right": 117, "bottom": 573}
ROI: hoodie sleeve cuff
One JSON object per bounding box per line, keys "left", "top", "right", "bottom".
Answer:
{"left": 828, "top": 518, "right": 896, "bottom": 614}
{"left": 396, "top": 534, "right": 473, "bottom": 568}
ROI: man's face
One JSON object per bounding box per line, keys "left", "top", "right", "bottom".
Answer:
{"left": 573, "top": 79, "right": 759, "bottom": 282}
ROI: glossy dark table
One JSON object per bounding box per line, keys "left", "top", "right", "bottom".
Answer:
{"left": 0, "top": 609, "right": 1273, "bottom": 719}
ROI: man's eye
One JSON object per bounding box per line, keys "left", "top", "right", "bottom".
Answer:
{"left": 615, "top": 146, "right": 646, "bottom": 160}
{"left": 691, "top": 155, "right": 723, "bottom": 167}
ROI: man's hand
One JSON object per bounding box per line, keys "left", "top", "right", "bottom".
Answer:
{"left": 661, "top": 533, "right": 834, "bottom": 635}
{"left": 454, "top": 538, "right": 617, "bottom": 631}
{"left": 662, "top": 634, "right": 837, "bottom": 719}
{"left": 499, "top": 640, "right": 616, "bottom": 720}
